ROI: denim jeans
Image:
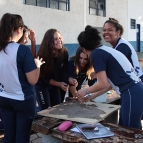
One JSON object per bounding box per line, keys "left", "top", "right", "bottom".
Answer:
{"left": 0, "top": 96, "right": 35, "bottom": 143}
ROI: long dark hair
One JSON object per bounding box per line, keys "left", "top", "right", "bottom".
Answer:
{"left": 103, "top": 17, "right": 124, "bottom": 36}
{"left": 70, "top": 47, "right": 94, "bottom": 79}
{"left": 0, "top": 13, "right": 24, "bottom": 52}
{"left": 77, "top": 25, "right": 101, "bottom": 51}
{"left": 37, "top": 29, "right": 67, "bottom": 77}
{"left": 18, "top": 25, "right": 29, "bottom": 43}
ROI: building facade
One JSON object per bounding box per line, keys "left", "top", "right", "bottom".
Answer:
{"left": 0, "top": 0, "right": 143, "bottom": 56}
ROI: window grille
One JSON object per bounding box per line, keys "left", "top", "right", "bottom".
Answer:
{"left": 89, "top": 0, "right": 106, "bottom": 17}
{"left": 23, "top": 0, "right": 70, "bottom": 11}
{"left": 130, "top": 19, "right": 136, "bottom": 29}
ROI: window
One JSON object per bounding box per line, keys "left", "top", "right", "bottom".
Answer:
{"left": 89, "top": 0, "right": 106, "bottom": 17}
{"left": 130, "top": 19, "right": 136, "bottom": 29}
{"left": 23, "top": 0, "right": 70, "bottom": 11}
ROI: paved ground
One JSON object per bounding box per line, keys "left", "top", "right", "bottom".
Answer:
{"left": 0, "top": 132, "right": 42, "bottom": 143}
{"left": 30, "top": 133, "right": 42, "bottom": 143}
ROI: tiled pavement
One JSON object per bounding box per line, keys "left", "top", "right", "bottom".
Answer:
{"left": 30, "top": 133, "right": 42, "bottom": 143}
{"left": 0, "top": 132, "right": 42, "bottom": 143}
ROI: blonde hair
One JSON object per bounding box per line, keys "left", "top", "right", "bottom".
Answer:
{"left": 72, "top": 47, "right": 94, "bottom": 79}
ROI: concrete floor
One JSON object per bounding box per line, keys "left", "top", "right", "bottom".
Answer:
{"left": 0, "top": 132, "right": 42, "bottom": 143}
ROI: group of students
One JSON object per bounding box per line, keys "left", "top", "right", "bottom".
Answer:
{"left": 0, "top": 12, "right": 143, "bottom": 143}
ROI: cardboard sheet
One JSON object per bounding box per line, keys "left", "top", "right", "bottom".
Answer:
{"left": 38, "top": 101, "right": 120, "bottom": 124}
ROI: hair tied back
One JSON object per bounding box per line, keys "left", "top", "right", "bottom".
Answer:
{"left": 85, "top": 25, "right": 93, "bottom": 31}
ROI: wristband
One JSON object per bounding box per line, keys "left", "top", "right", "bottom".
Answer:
{"left": 84, "top": 88, "right": 89, "bottom": 95}
{"left": 85, "top": 94, "right": 92, "bottom": 98}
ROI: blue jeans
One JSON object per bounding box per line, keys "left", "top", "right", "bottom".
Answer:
{"left": 0, "top": 96, "right": 35, "bottom": 143}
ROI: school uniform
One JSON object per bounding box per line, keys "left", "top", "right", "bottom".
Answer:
{"left": 114, "top": 38, "right": 143, "bottom": 81}
{"left": 114, "top": 38, "right": 143, "bottom": 123}
{"left": 0, "top": 42, "right": 37, "bottom": 143}
{"left": 68, "top": 60, "right": 96, "bottom": 97}
{"left": 90, "top": 45, "right": 143, "bottom": 129}
{"left": 36, "top": 49, "right": 70, "bottom": 110}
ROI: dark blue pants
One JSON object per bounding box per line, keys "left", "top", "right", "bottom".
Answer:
{"left": 35, "top": 85, "right": 63, "bottom": 110}
{"left": 119, "top": 82, "right": 143, "bottom": 129}
{"left": 0, "top": 96, "right": 35, "bottom": 143}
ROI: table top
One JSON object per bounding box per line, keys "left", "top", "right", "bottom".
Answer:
{"left": 32, "top": 117, "right": 143, "bottom": 143}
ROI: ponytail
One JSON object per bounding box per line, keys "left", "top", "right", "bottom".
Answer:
{"left": 0, "top": 13, "right": 24, "bottom": 51}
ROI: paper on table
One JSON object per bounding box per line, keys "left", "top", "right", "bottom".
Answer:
{"left": 70, "top": 127, "right": 81, "bottom": 133}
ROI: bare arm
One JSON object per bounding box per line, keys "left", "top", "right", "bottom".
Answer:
{"left": 83, "top": 85, "right": 111, "bottom": 103}
{"left": 26, "top": 68, "right": 40, "bottom": 85}
{"left": 91, "top": 85, "right": 111, "bottom": 99}
{"left": 29, "top": 29, "right": 36, "bottom": 58}
{"left": 69, "top": 84, "right": 78, "bottom": 98}
{"left": 26, "top": 57, "right": 45, "bottom": 85}
{"left": 77, "top": 71, "right": 110, "bottom": 101}
{"left": 31, "top": 40, "right": 36, "bottom": 58}
{"left": 50, "top": 79, "right": 69, "bottom": 92}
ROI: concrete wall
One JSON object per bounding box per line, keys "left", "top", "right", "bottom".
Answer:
{"left": 128, "top": 0, "right": 143, "bottom": 52}
{"left": 86, "top": 0, "right": 128, "bottom": 39}
{"left": 1, "top": 0, "right": 142, "bottom": 56}
{"left": 0, "top": 0, "right": 84, "bottom": 44}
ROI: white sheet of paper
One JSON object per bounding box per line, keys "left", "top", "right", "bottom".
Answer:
{"left": 70, "top": 127, "right": 81, "bottom": 133}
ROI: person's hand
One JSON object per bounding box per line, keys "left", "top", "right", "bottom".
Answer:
{"left": 72, "top": 91, "right": 78, "bottom": 99}
{"left": 73, "top": 96, "right": 78, "bottom": 100}
{"left": 76, "top": 89, "right": 86, "bottom": 102}
{"left": 79, "top": 96, "right": 91, "bottom": 103}
{"left": 34, "top": 56, "right": 45, "bottom": 68}
{"left": 90, "top": 72, "right": 97, "bottom": 80}
{"left": 29, "top": 29, "right": 36, "bottom": 42}
{"left": 69, "top": 77, "right": 77, "bottom": 86}
{"left": 77, "top": 88, "right": 93, "bottom": 103}
{"left": 60, "top": 82, "right": 69, "bottom": 92}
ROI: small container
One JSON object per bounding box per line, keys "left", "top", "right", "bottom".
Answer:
{"left": 58, "top": 121, "right": 72, "bottom": 131}
{"left": 92, "top": 93, "right": 107, "bottom": 103}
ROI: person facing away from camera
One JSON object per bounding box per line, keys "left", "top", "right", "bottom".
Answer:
{"left": 35, "top": 29, "right": 77, "bottom": 110}
{"left": 76, "top": 25, "right": 143, "bottom": 130}
{"left": 0, "top": 13, "right": 45, "bottom": 143}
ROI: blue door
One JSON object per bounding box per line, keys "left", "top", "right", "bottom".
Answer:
{"left": 136, "top": 24, "right": 140, "bottom": 52}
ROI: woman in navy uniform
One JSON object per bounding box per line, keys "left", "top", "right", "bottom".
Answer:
{"left": 0, "top": 13, "right": 44, "bottom": 143}
{"left": 102, "top": 18, "right": 143, "bottom": 81}
{"left": 68, "top": 47, "right": 96, "bottom": 98}
{"left": 77, "top": 25, "right": 143, "bottom": 129}
{"left": 102, "top": 18, "right": 143, "bottom": 125}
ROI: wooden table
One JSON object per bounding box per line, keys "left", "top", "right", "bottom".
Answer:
{"left": 32, "top": 117, "right": 143, "bottom": 143}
